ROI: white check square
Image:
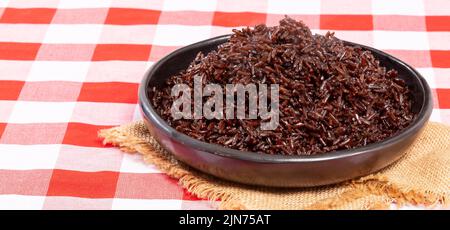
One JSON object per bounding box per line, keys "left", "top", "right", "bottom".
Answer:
{"left": 217, "top": 0, "right": 267, "bottom": 13}
{"left": 433, "top": 68, "right": 450, "bottom": 88}
{"left": 112, "top": 199, "right": 182, "bottom": 210}
{"left": 120, "top": 152, "right": 161, "bottom": 173}
{"left": 0, "top": 195, "right": 45, "bottom": 210}
{"left": 373, "top": 31, "right": 429, "bottom": 50}
{"left": 416, "top": 68, "right": 436, "bottom": 89}
{"left": 0, "top": 24, "right": 49, "bottom": 43}
{"left": 7, "top": 0, "right": 59, "bottom": 8}
{"left": 43, "top": 25, "right": 103, "bottom": 44}
{"left": 0, "top": 100, "right": 16, "bottom": 122}
{"left": 132, "top": 104, "right": 142, "bottom": 121}
{"left": 99, "top": 25, "right": 156, "bottom": 44}
{"left": 424, "top": 0, "right": 450, "bottom": 15}
{"left": 27, "top": 61, "right": 90, "bottom": 82}
{"left": 430, "top": 109, "right": 442, "bottom": 123}
{"left": 267, "top": 0, "right": 321, "bottom": 14}
{"left": 153, "top": 25, "right": 212, "bottom": 46}
{"left": 162, "top": 0, "right": 217, "bottom": 12}
{"left": 428, "top": 32, "right": 450, "bottom": 50}
{"left": 0, "top": 144, "right": 60, "bottom": 170}
{"left": 110, "top": 0, "right": 164, "bottom": 10}
{"left": 0, "top": 1, "right": 8, "bottom": 8}
{"left": 8, "top": 101, "right": 75, "bottom": 124}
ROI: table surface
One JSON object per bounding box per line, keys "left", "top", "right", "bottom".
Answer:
{"left": 0, "top": 0, "right": 449, "bottom": 210}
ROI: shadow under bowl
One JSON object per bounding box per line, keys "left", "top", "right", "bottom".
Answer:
{"left": 138, "top": 35, "right": 432, "bottom": 187}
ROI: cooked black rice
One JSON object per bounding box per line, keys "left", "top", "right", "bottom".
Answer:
{"left": 150, "top": 16, "right": 415, "bottom": 155}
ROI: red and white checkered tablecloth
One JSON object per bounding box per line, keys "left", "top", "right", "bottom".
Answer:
{"left": 0, "top": 0, "right": 449, "bottom": 210}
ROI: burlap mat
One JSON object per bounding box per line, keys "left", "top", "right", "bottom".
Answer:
{"left": 99, "top": 122, "right": 450, "bottom": 210}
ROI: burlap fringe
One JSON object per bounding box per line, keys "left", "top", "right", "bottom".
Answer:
{"left": 99, "top": 128, "right": 245, "bottom": 210}
{"left": 99, "top": 126, "right": 448, "bottom": 210}
{"left": 306, "top": 175, "right": 447, "bottom": 210}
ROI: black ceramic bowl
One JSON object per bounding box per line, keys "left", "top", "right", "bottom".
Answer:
{"left": 139, "top": 35, "right": 432, "bottom": 187}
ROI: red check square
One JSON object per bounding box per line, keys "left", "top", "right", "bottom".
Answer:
{"left": 0, "top": 123, "right": 6, "bottom": 138}
{"left": 436, "top": 89, "right": 450, "bottom": 109}
{"left": 77, "top": 82, "right": 139, "bottom": 103}
{"left": 320, "top": 15, "right": 373, "bottom": 30}
{"left": 63, "top": 123, "right": 113, "bottom": 148}
{"left": 47, "top": 169, "right": 120, "bottom": 198}
{"left": 0, "top": 42, "right": 41, "bottom": 60}
{"left": 105, "top": 8, "right": 161, "bottom": 25}
{"left": 0, "top": 8, "right": 56, "bottom": 24}
{"left": 213, "top": 12, "right": 267, "bottom": 27}
{"left": 182, "top": 189, "right": 203, "bottom": 201}
{"left": 92, "top": 44, "right": 152, "bottom": 61}
{"left": 426, "top": 16, "right": 450, "bottom": 31}
{"left": 0, "top": 80, "right": 25, "bottom": 100}
{"left": 430, "top": 50, "right": 450, "bottom": 68}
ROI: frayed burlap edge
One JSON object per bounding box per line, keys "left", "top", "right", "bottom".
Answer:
{"left": 307, "top": 175, "right": 447, "bottom": 210}
{"left": 98, "top": 122, "right": 449, "bottom": 210}
{"left": 99, "top": 126, "right": 245, "bottom": 210}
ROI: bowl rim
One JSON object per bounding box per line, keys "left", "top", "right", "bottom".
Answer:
{"left": 139, "top": 34, "right": 433, "bottom": 163}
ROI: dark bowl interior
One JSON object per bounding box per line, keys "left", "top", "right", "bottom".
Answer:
{"left": 139, "top": 34, "right": 432, "bottom": 187}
